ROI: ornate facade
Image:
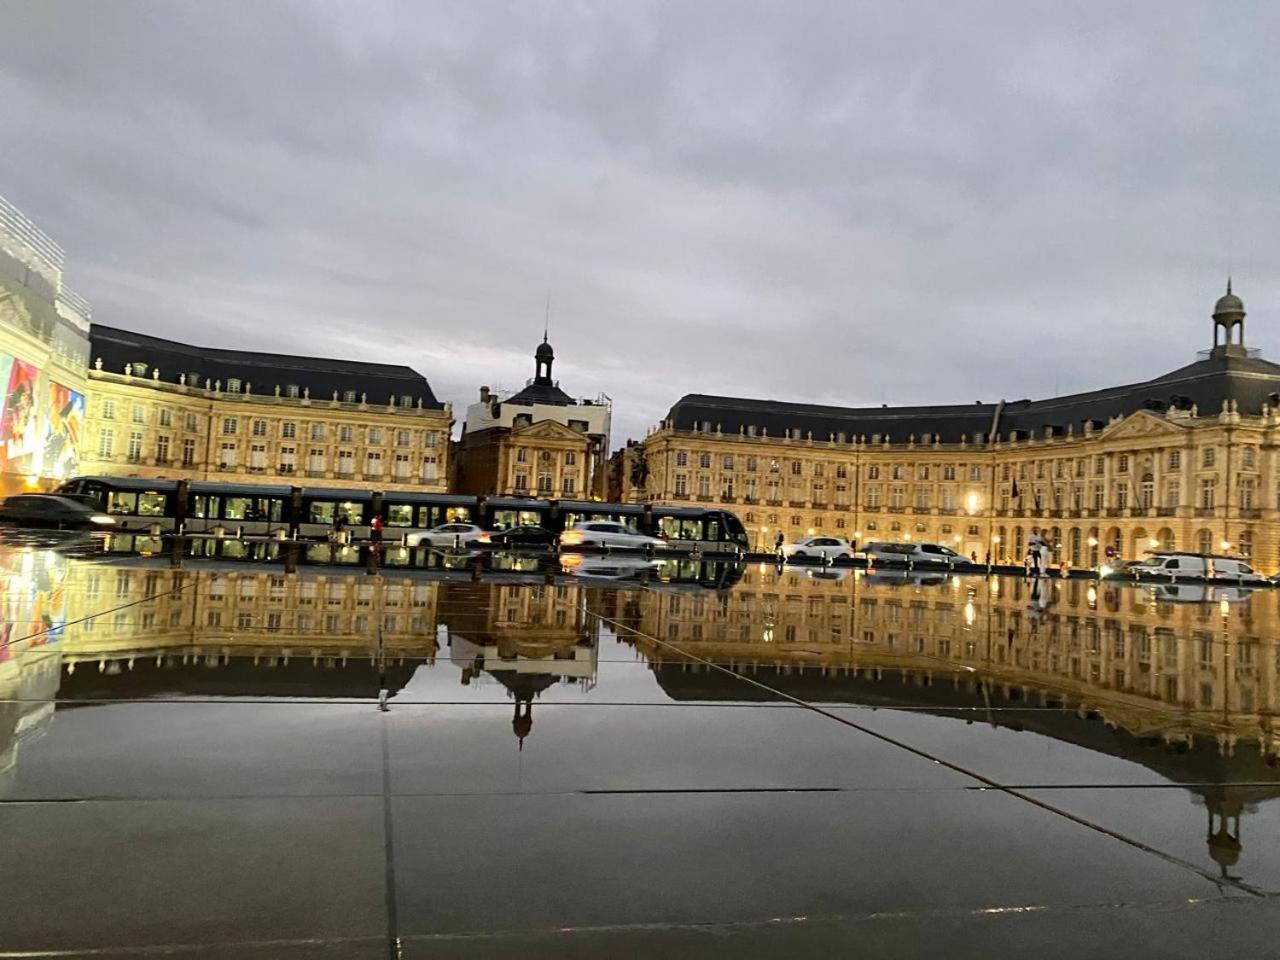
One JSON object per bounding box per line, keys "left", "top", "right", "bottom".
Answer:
{"left": 79, "top": 324, "right": 452, "bottom": 491}
{"left": 454, "top": 337, "right": 610, "bottom": 498}
{"left": 614, "top": 288, "right": 1280, "bottom": 572}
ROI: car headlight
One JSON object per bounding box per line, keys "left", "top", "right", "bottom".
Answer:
{"left": 90, "top": 514, "right": 116, "bottom": 525}
{"left": 560, "top": 532, "right": 584, "bottom": 546}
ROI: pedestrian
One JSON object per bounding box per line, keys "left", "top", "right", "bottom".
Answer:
{"left": 371, "top": 513, "right": 384, "bottom": 545}
{"left": 970, "top": 550, "right": 978, "bottom": 564}
{"left": 774, "top": 530, "right": 785, "bottom": 558}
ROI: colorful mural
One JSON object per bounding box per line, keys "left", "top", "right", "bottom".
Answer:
{"left": 0, "top": 352, "right": 84, "bottom": 480}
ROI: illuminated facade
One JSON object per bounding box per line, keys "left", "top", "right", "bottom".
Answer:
{"left": 0, "top": 196, "right": 90, "bottom": 493}
{"left": 79, "top": 325, "right": 452, "bottom": 491}
{"left": 454, "top": 337, "right": 611, "bottom": 498}
{"left": 615, "top": 287, "right": 1280, "bottom": 572}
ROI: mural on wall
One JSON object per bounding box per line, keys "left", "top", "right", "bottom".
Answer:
{"left": 44, "top": 382, "right": 84, "bottom": 479}
{"left": 0, "top": 352, "right": 84, "bottom": 480}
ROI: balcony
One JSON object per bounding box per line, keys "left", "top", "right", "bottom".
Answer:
{"left": 306, "top": 470, "right": 327, "bottom": 478}
{"left": 363, "top": 474, "right": 384, "bottom": 481}
{"left": 912, "top": 507, "right": 930, "bottom": 515}
{"left": 1195, "top": 507, "right": 1215, "bottom": 518}
{"left": 834, "top": 503, "right": 850, "bottom": 511}
{"left": 1105, "top": 508, "right": 1123, "bottom": 517}
{"left": 278, "top": 465, "right": 296, "bottom": 475}
{"left": 765, "top": 499, "right": 783, "bottom": 507}
{"left": 811, "top": 501, "right": 828, "bottom": 510}
{"left": 1240, "top": 508, "right": 1262, "bottom": 519}
{"left": 1068, "top": 509, "right": 1083, "bottom": 518}
{"left": 938, "top": 508, "right": 957, "bottom": 516}
{"left": 862, "top": 505, "right": 881, "bottom": 513}
{"left": 1156, "top": 507, "right": 1176, "bottom": 517}
{"left": 742, "top": 497, "right": 759, "bottom": 505}
{"left": 788, "top": 500, "right": 806, "bottom": 508}
{"left": 696, "top": 495, "right": 714, "bottom": 503}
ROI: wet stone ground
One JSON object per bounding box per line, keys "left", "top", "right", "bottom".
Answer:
{"left": 6, "top": 541, "right": 1280, "bottom": 957}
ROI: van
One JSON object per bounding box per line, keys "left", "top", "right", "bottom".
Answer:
{"left": 1129, "top": 552, "right": 1265, "bottom": 583}
{"left": 863, "top": 541, "right": 964, "bottom": 566}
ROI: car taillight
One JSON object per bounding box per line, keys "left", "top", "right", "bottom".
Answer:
{"left": 478, "top": 533, "right": 491, "bottom": 543}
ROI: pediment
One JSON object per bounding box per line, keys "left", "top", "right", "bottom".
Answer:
{"left": 511, "top": 419, "right": 584, "bottom": 441}
{"left": 1097, "top": 411, "right": 1187, "bottom": 441}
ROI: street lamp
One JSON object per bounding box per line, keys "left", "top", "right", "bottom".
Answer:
{"left": 1221, "top": 540, "right": 1232, "bottom": 553}
{"left": 758, "top": 525, "right": 768, "bottom": 552}
{"left": 1087, "top": 536, "right": 1099, "bottom": 547}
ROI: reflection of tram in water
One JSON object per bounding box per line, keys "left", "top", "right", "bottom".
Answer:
{"left": 56, "top": 477, "right": 750, "bottom": 551}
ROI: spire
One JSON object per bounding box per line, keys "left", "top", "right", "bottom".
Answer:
{"left": 1227, "top": 275, "right": 1233, "bottom": 296}
{"left": 543, "top": 289, "right": 551, "bottom": 344}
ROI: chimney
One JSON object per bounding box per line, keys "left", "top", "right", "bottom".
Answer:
{"left": 479, "top": 386, "right": 491, "bottom": 403}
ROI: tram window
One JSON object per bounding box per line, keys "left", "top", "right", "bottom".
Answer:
{"left": 446, "top": 506, "right": 470, "bottom": 523}
{"left": 310, "top": 500, "right": 367, "bottom": 524}
{"left": 192, "top": 496, "right": 212, "bottom": 519}
{"left": 492, "top": 509, "right": 542, "bottom": 530}
{"left": 108, "top": 492, "right": 138, "bottom": 514}
{"left": 386, "top": 504, "right": 414, "bottom": 527}
{"left": 138, "top": 493, "right": 167, "bottom": 517}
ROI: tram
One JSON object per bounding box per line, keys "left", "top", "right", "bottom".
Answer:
{"left": 55, "top": 477, "right": 751, "bottom": 551}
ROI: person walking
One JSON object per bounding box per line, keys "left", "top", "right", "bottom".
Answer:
{"left": 774, "top": 530, "right": 785, "bottom": 560}
{"left": 370, "top": 513, "right": 384, "bottom": 546}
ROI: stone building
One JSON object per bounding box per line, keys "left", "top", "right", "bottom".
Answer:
{"left": 454, "top": 336, "right": 610, "bottom": 497}
{"left": 615, "top": 287, "right": 1280, "bottom": 572}
{"left": 79, "top": 324, "right": 452, "bottom": 491}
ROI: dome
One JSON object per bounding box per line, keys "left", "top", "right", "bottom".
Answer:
{"left": 535, "top": 339, "right": 554, "bottom": 361}
{"left": 1213, "top": 282, "right": 1245, "bottom": 322}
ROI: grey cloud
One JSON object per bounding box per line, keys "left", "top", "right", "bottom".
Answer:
{"left": 2, "top": 0, "right": 1277, "bottom": 442}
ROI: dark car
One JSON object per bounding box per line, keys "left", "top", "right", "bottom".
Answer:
{"left": 489, "top": 524, "right": 557, "bottom": 548}
{"left": 0, "top": 494, "right": 117, "bottom": 530}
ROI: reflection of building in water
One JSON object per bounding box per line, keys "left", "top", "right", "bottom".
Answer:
{"left": 0, "top": 549, "right": 68, "bottom": 789}
{"left": 439, "top": 581, "right": 599, "bottom": 747}
{"left": 52, "top": 563, "right": 444, "bottom": 698}
{"left": 617, "top": 566, "right": 1280, "bottom": 878}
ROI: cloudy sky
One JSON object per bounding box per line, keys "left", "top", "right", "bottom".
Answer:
{"left": 2, "top": 2, "right": 1276, "bottom": 442}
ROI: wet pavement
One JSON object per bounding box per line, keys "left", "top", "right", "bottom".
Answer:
{"left": 6, "top": 541, "right": 1280, "bottom": 956}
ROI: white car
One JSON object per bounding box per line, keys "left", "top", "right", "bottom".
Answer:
{"left": 405, "top": 522, "right": 490, "bottom": 549}
{"left": 558, "top": 521, "right": 666, "bottom": 551}
{"left": 781, "top": 536, "right": 852, "bottom": 562}
{"left": 863, "top": 541, "right": 964, "bottom": 565}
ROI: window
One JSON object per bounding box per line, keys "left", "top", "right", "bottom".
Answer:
{"left": 969, "top": 466, "right": 982, "bottom": 482}
{"left": 252, "top": 419, "right": 267, "bottom": 437}
{"left": 1094, "top": 456, "right": 1105, "bottom": 476}
{"left": 517, "top": 448, "right": 528, "bottom": 463}
{"left": 675, "top": 474, "right": 688, "bottom": 496}
{"left": 537, "top": 472, "right": 552, "bottom": 493}
{"left": 221, "top": 417, "right": 237, "bottom": 435}
{"left": 866, "top": 486, "right": 881, "bottom": 509}
{"left": 1243, "top": 446, "right": 1257, "bottom": 469}
{"left": 396, "top": 430, "right": 410, "bottom": 447}
{"left": 344, "top": 390, "right": 357, "bottom": 403}
{"left": 1115, "top": 484, "right": 1128, "bottom": 510}
{"left": 339, "top": 425, "right": 354, "bottom": 443}
{"left": 282, "top": 421, "right": 297, "bottom": 439}
{"left": 1164, "top": 481, "right": 1179, "bottom": 509}
{"left": 746, "top": 457, "right": 758, "bottom": 471}
{"left": 182, "top": 438, "right": 196, "bottom": 466}
{"left": 310, "top": 423, "right": 325, "bottom": 441}
{"left": 426, "top": 433, "right": 438, "bottom": 449}
{"left": 563, "top": 476, "right": 576, "bottom": 494}
{"left": 918, "top": 465, "right": 930, "bottom": 480}
{"left": 1202, "top": 447, "right": 1216, "bottom": 468}
{"left": 366, "top": 451, "right": 383, "bottom": 476}
{"left": 97, "top": 429, "right": 114, "bottom": 458}
{"left": 422, "top": 456, "right": 438, "bottom": 482}
{"left": 835, "top": 464, "right": 847, "bottom": 479}
{"left": 131, "top": 404, "right": 145, "bottom": 424}
{"left": 219, "top": 441, "right": 237, "bottom": 469}
{"left": 676, "top": 451, "right": 689, "bottom": 467}
{"left": 156, "top": 435, "right": 170, "bottom": 463}
{"left": 393, "top": 453, "right": 411, "bottom": 478}
{"left": 369, "top": 428, "right": 383, "bottom": 445}
{"left": 250, "top": 443, "right": 267, "bottom": 470}
{"left": 1200, "top": 478, "right": 1216, "bottom": 509}
{"left": 336, "top": 450, "right": 353, "bottom": 474}
{"left": 867, "top": 465, "right": 880, "bottom": 480}
{"left": 891, "top": 465, "right": 904, "bottom": 480}
{"left": 1240, "top": 478, "right": 1256, "bottom": 510}
{"left": 226, "top": 378, "right": 241, "bottom": 394}
{"left": 286, "top": 385, "right": 300, "bottom": 398}
{"left": 566, "top": 451, "right": 577, "bottom": 466}
{"left": 942, "top": 465, "right": 956, "bottom": 481}
{"left": 514, "top": 472, "right": 529, "bottom": 491}
{"left": 158, "top": 408, "right": 172, "bottom": 427}
{"left": 698, "top": 453, "right": 711, "bottom": 469}
{"left": 1168, "top": 450, "right": 1181, "bottom": 470}
{"left": 791, "top": 460, "right": 802, "bottom": 475}
{"left": 1117, "top": 454, "right": 1129, "bottom": 473}
{"left": 279, "top": 446, "right": 296, "bottom": 473}
{"left": 127, "top": 432, "right": 143, "bottom": 463}
{"left": 722, "top": 455, "right": 733, "bottom": 470}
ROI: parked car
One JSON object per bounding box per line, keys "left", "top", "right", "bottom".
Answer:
{"left": 1125, "top": 552, "right": 1267, "bottom": 584}
{"left": 558, "top": 521, "right": 666, "bottom": 551}
{"left": 781, "top": 536, "right": 853, "bottom": 562}
{"left": 405, "top": 522, "right": 490, "bottom": 549}
{"left": 489, "top": 524, "right": 557, "bottom": 548}
{"left": 863, "top": 541, "right": 964, "bottom": 565}
{"left": 0, "top": 494, "right": 116, "bottom": 531}
{"left": 560, "top": 554, "right": 664, "bottom": 580}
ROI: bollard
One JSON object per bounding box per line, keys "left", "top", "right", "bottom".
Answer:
{"left": 149, "top": 522, "right": 161, "bottom": 537}
{"left": 275, "top": 528, "right": 287, "bottom": 542}
{"left": 214, "top": 525, "right": 225, "bottom": 540}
